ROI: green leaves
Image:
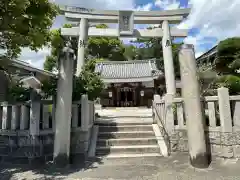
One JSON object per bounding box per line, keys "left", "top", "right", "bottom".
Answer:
{"left": 214, "top": 37, "right": 240, "bottom": 74}
{"left": 41, "top": 59, "right": 104, "bottom": 101}
{"left": 0, "top": 0, "right": 59, "bottom": 60}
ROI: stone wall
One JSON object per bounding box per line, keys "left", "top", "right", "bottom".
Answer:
{"left": 0, "top": 127, "right": 92, "bottom": 164}
{"left": 169, "top": 129, "right": 240, "bottom": 158}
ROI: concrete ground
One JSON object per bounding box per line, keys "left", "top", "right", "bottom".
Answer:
{"left": 1, "top": 153, "right": 240, "bottom": 180}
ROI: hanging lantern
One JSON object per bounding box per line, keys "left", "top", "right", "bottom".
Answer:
{"left": 140, "top": 90, "right": 144, "bottom": 97}
{"left": 109, "top": 91, "right": 112, "bottom": 98}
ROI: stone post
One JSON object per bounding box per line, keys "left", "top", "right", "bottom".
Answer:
{"left": 179, "top": 44, "right": 209, "bottom": 168}
{"left": 20, "top": 105, "right": 30, "bottom": 130}
{"left": 71, "top": 104, "right": 79, "bottom": 128}
{"left": 11, "top": 105, "right": 20, "bottom": 130}
{"left": 218, "top": 87, "right": 233, "bottom": 158}
{"left": 42, "top": 105, "right": 50, "bottom": 129}
{"left": 2, "top": 104, "right": 11, "bottom": 130}
{"left": 30, "top": 101, "right": 41, "bottom": 136}
{"left": 164, "top": 94, "right": 174, "bottom": 135}
{"left": 53, "top": 45, "right": 74, "bottom": 167}
{"left": 162, "top": 20, "right": 176, "bottom": 95}
{"left": 81, "top": 94, "right": 89, "bottom": 132}
{"left": 153, "top": 94, "right": 161, "bottom": 124}
{"left": 29, "top": 90, "right": 41, "bottom": 137}
{"left": 76, "top": 18, "right": 88, "bottom": 76}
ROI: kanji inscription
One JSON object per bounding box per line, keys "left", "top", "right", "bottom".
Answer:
{"left": 119, "top": 11, "right": 134, "bottom": 36}
{"left": 79, "top": 40, "right": 87, "bottom": 48}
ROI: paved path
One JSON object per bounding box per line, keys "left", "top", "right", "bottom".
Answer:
{"left": 1, "top": 153, "right": 240, "bottom": 180}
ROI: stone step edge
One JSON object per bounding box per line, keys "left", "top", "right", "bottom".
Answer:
{"left": 98, "top": 131, "right": 154, "bottom": 134}
{"left": 96, "top": 153, "right": 162, "bottom": 158}
{"left": 96, "top": 145, "right": 159, "bottom": 150}
{"left": 95, "top": 122, "right": 153, "bottom": 125}
{"left": 98, "top": 125, "right": 153, "bottom": 128}
{"left": 97, "top": 137, "right": 158, "bottom": 141}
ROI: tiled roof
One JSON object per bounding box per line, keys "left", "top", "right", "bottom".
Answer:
{"left": 95, "top": 59, "right": 163, "bottom": 83}
{"left": 196, "top": 45, "right": 217, "bottom": 62}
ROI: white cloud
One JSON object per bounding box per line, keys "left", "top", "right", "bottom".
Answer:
{"left": 195, "top": 51, "right": 204, "bottom": 58}
{"left": 19, "top": 47, "right": 51, "bottom": 69}
{"left": 179, "top": 0, "right": 240, "bottom": 55}
{"left": 55, "top": 0, "right": 135, "bottom": 10}
{"left": 155, "top": 0, "right": 180, "bottom": 10}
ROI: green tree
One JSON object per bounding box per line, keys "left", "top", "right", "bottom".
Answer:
{"left": 88, "top": 24, "right": 126, "bottom": 61}
{"left": 0, "top": 0, "right": 58, "bottom": 61}
{"left": 198, "top": 37, "right": 240, "bottom": 95}
{"left": 132, "top": 29, "right": 182, "bottom": 78}
{"left": 41, "top": 59, "right": 104, "bottom": 101}
{"left": 214, "top": 37, "right": 240, "bottom": 94}
{"left": 124, "top": 45, "right": 137, "bottom": 60}
{"left": 44, "top": 24, "right": 126, "bottom": 72}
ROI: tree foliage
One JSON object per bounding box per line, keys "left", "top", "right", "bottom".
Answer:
{"left": 0, "top": 0, "right": 59, "bottom": 61}
{"left": 214, "top": 37, "right": 240, "bottom": 75}
{"left": 131, "top": 31, "right": 182, "bottom": 78}
{"left": 199, "top": 37, "right": 240, "bottom": 95}
{"left": 44, "top": 24, "right": 126, "bottom": 72}
{"left": 87, "top": 24, "right": 126, "bottom": 61}
{"left": 41, "top": 59, "right": 104, "bottom": 101}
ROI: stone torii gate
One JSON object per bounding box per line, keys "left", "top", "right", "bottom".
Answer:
{"left": 59, "top": 6, "right": 190, "bottom": 96}
{"left": 53, "top": 6, "right": 192, "bottom": 167}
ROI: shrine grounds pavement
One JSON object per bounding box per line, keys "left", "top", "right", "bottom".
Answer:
{"left": 1, "top": 153, "right": 240, "bottom": 180}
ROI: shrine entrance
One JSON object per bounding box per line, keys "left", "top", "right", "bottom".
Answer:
{"left": 60, "top": 6, "right": 190, "bottom": 96}
{"left": 119, "top": 85, "right": 135, "bottom": 107}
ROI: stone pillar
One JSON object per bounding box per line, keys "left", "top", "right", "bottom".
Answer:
{"left": 30, "top": 101, "right": 41, "bottom": 136}
{"left": 53, "top": 45, "right": 74, "bottom": 167}
{"left": 2, "top": 105, "right": 11, "bottom": 130}
{"left": 20, "top": 105, "right": 30, "bottom": 130}
{"left": 76, "top": 18, "right": 88, "bottom": 76}
{"left": 164, "top": 94, "right": 174, "bottom": 135}
{"left": 153, "top": 94, "right": 161, "bottom": 124}
{"left": 11, "top": 105, "right": 20, "bottom": 130}
{"left": 71, "top": 104, "right": 79, "bottom": 128}
{"left": 81, "top": 95, "right": 89, "bottom": 132}
{"left": 218, "top": 87, "right": 233, "bottom": 158}
{"left": 162, "top": 20, "right": 176, "bottom": 95}
{"left": 42, "top": 105, "right": 50, "bottom": 129}
{"left": 179, "top": 44, "right": 209, "bottom": 168}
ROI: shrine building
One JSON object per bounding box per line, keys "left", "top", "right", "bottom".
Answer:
{"left": 95, "top": 59, "right": 182, "bottom": 107}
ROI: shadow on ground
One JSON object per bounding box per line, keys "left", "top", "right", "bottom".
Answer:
{"left": 0, "top": 157, "right": 104, "bottom": 180}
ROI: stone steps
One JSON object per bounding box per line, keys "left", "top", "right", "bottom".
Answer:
{"left": 95, "top": 121, "right": 152, "bottom": 126}
{"left": 97, "top": 138, "right": 158, "bottom": 146}
{"left": 96, "top": 145, "right": 160, "bottom": 155}
{"left": 98, "top": 131, "right": 155, "bottom": 139}
{"left": 98, "top": 125, "right": 153, "bottom": 132}
{"left": 97, "top": 153, "right": 162, "bottom": 158}
{"left": 95, "top": 120, "right": 162, "bottom": 158}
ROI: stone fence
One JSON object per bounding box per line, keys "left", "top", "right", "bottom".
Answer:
{"left": 153, "top": 87, "right": 240, "bottom": 158}
{"left": 0, "top": 95, "right": 95, "bottom": 164}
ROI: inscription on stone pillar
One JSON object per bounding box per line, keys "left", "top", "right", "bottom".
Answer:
{"left": 165, "top": 39, "right": 172, "bottom": 47}
{"left": 119, "top": 11, "right": 134, "bottom": 36}
{"left": 79, "top": 40, "right": 87, "bottom": 48}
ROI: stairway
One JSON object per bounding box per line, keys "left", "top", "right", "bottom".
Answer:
{"left": 95, "top": 121, "right": 162, "bottom": 158}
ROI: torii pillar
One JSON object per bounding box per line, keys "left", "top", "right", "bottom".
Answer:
{"left": 76, "top": 18, "right": 89, "bottom": 76}
{"left": 162, "top": 20, "right": 176, "bottom": 96}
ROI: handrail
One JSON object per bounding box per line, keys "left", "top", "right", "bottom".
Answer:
{"left": 152, "top": 101, "right": 170, "bottom": 143}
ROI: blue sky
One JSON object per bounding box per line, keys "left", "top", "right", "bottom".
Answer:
{"left": 20, "top": 0, "right": 240, "bottom": 69}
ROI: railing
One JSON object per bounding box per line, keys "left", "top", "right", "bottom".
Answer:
{"left": 0, "top": 95, "right": 96, "bottom": 163}
{"left": 152, "top": 88, "right": 240, "bottom": 158}
{"left": 0, "top": 97, "right": 96, "bottom": 135}
{"left": 153, "top": 88, "right": 240, "bottom": 133}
